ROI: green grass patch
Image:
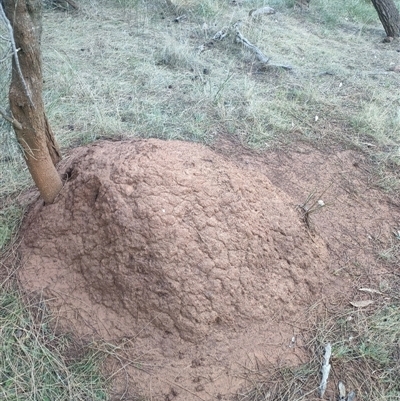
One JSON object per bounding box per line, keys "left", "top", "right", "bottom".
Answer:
{"left": 0, "top": 291, "right": 109, "bottom": 401}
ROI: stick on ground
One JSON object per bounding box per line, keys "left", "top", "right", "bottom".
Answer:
{"left": 319, "top": 343, "right": 332, "bottom": 398}
{"left": 234, "top": 21, "right": 270, "bottom": 64}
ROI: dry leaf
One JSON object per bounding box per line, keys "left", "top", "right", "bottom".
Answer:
{"left": 359, "top": 288, "right": 383, "bottom": 295}
{"left": 338, "top": 381, "right": 346, "bottom": 400}
{"left": 350, "top": 300, "right": 374, "bottom": 308}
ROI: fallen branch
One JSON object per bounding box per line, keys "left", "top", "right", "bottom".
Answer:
{"left": 234, "top": 21, "right": 270, "bottom": 63}
{"left": 199, "top": 15, "right": 293, "bottom": 70}
{"left": 174, "top": 14, "right": 186, "bottom": 23}
{"left": 197, "top": 26, "right": 229, "bottom": 53}
{"left": 249, "top": 6, "right": 276, "bottom": 18}
{"left": 319, "top": 343, "right": 332, "bottom": 398}
{"left": 213, "top": 26, "right": 230, "bottom": 41}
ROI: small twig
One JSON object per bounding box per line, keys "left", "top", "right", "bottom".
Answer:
{"left": 0, "top": 105, "right": 22, "bottom": 129}
{"left": 257, "top": 62, "right": 293, "bottom": 71}
{"left": 0, "top": 4, "right": 34, "bottom": 106}
{"left": 213, "top": 71, "right": 234, "bottom": 102}
{"left": 298, "top": 184, "right": 332, "bottom": 229}
{"left": 174, "top": 14, "right": 186, "bottom": 23}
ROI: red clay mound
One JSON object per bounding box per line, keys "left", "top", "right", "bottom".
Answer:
{"left": 19, "top": 139, "right": 333, "bottom": 399}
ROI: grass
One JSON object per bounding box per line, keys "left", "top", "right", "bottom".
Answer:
{"left": 238, "top": 300, "right": 400, "bottom": 401}
{"left": 0, "top": 290, "right": 109, "bottom": 401}
{"left": 318, "top": 303, "right": 400, "bottom": 400}
{"left": 39, "top": 0, "right": 400, "bottom": 152}
{"left": 0, "top": 206, "right": 23, "bottom": 251}
{"left": 1, "top": 0, "right": 400, "bottom": 399}
{"left": 378, "top": 239, "right": 400, "bottom": 263}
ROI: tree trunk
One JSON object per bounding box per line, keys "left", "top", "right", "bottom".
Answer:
{"left": 3, "top": 0, "right": 63, "bottom": 204}
{"left": 371, "top": 0, "right": 400, "bottom": 37}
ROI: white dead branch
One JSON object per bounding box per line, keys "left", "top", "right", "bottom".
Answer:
{"left": 213, "top": 27, "right": 230, "bottom": 41}
{"left": 234, "top": 21, "right": 270, "bottom": 64}
{"left": 319, "top": 343, "right": 332, "bottom": 398}
{"left": 199, "top": 9, "right": 293, "bottom": 70}
{"left": 249, "top": 6, "right": 276, "bottom": 18}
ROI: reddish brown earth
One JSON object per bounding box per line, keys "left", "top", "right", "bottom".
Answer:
{"left": 17, "top": 138, "right": 400, "bottom": 400}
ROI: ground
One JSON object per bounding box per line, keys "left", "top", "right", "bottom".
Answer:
{"left": 16, "top": 137, "right": 400, "bottom": 400}
{"left": 1, "top": 1, "right": 400, "bottom": 400}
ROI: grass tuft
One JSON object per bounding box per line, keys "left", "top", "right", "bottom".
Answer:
{"left": 0, "top": 291, "right": 109, "bottom": 401}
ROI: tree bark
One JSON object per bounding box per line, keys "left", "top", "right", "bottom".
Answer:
{"left": 371, "top": 0, "right": 400, "bottom": 38}
{"left": 3, "top": 0, "right": 63, "bottom": 203}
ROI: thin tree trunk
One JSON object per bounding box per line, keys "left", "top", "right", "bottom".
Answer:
{"left": 371, "top": 0, "right": 400, "bottom": 38}
{"left": 4, "top": 0, "right": 63, "bottom": 203}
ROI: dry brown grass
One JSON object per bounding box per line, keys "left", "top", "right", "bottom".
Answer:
{"left": 1, "top": 0, "right": 400, "bottom": 399}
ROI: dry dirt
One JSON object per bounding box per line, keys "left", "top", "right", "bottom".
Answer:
{"left": 17, "top": 138, "right": 400, "bottom": 400}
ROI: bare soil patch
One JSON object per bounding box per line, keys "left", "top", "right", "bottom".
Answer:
{"left": 213, "top": 137, "right": 400, "bottom": 280}
{"left": 17, "top": 139, "right": 399, "bottom": 400}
